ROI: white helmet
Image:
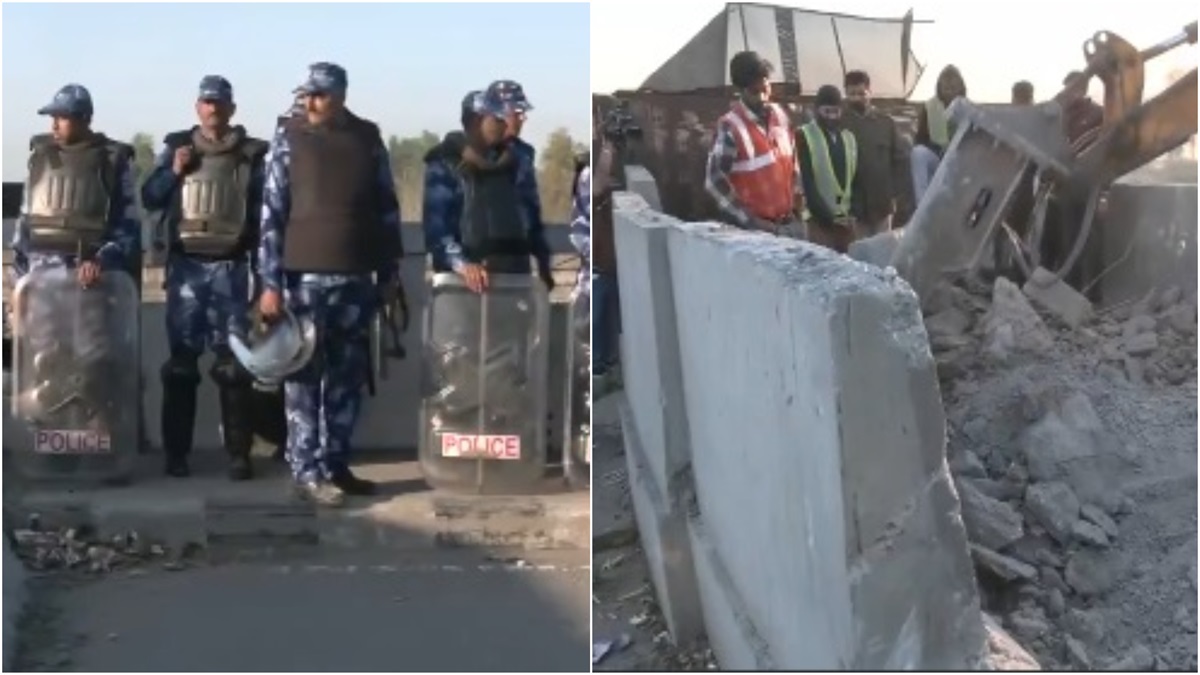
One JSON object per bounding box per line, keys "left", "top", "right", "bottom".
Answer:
{"left": 228, "top": 308, "right": 317, "bottom": 389}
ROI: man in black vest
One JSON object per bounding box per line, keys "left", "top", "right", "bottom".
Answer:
{"left": 421, "top": 89, "right": 549, "bottom": 292}
{"left": 141, "top": 76, "right": 269, "bottom": 480}
{"left": 257, "top": 63, "right": 402, "bottom": 507}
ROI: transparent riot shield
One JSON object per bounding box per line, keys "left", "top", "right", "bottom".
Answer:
{"left": 419, "top": 273, "right": 549, "bottom": 493}
{"left": 10, "top": 266, "right": 140, "bottom": 484}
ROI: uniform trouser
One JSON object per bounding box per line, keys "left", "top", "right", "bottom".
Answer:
{"left": 160, "top": 255, "right": 255, "bottom": 459}
{"left": 282, "top": 276, "right": 375, "bottom": 484}
{"left": 15, "top": 257, "right": 132, "bottom": 433}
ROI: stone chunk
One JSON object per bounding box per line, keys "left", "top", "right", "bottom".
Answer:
{"left": 1072, "top": 520, "right": 1110, "bottom": 547}
{"left": 1024, "top": 482, "right": 1080, "bottom": 545}
{"left": 1105, "top": 644, "right": 1154, "bottom": 671}
{"left": 1123, "top": 332, "right": 1159, "bottom": 356}
{"left": 957, "top": 480, "right": 1025, "bottom": 549}
{"left": 1080, "top": 504, "right": 1119, "bottom": 539}
{"left": 949, "top": 450, "right": 987, "bottom": 479}
{"left": 971, "top": 544, "right": 1037, "bottom": 582}
{"left": 1021, "top": 267, "right": 1093, "bottom": 328}
{"left": 1065, "top": 549, "right": 1120, "bottom": 596}
{"left": 983, "top": 278, "right": 1054, "bottom": 360}
{"left": 1165, "top": 302, "right": 1197, "bottom": 335}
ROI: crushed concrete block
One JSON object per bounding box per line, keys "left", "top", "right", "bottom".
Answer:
{"left": 971, "top": 544, "right": 1037, "bottom": 582}
{"left": 1066, "top": 636, "right": 1092, "bottom": 669}
{"left": 1124, "top": 314, "right": 1158, "bottom": 339}
{"left": 949, "top": 450, "right": 987, "bottom": 479}
{"left": 1006, "top": 609, "right": 1051, "bottom": 640}
{"left": 1020, "top": 392, "right": 1131, "bottom": 505}
{"left": 925, "top": 307, "right": 972, "bottom": 349}
{"left": 957, "top": 480, "right": 1025, "bottom": 549}
{"left": 1072, "top": 520, "right": 1110, "bottom": 547}
{"left": 1123, "top": 332, "right": 1159, "bottom": 356}
{"left": 1022, "top": 267, "right": 1093, "bottom": 327}
{"left": 1024, "top": 482, "right": 1080, "bottom": 545}
{"left": 846, "top": 229, "right": 904, "bottom": 269}
{"left": 1065, "top": 608, "right": 1107, "bottom": 643}
{"left": 1165, "top": 303, "right": 1197, "bottom": 335}
{"left": 1046, "top": 588, "right": 1066, "bottom": 616}
{"left": 980, "top": 613, "right": 1041, "bottom": 670}
{"left": 1040, "top": 566, "right": 1069, "bottom": 593}
{"left": 1080, "top": 504, "right": 1119, "bottom": 539}
{"left": 983, "top": 278, "right": 1054, "bottom": 360}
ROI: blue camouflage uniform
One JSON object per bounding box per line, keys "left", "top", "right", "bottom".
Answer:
{"left": 422, "top": 89, "right": 550, "bottom": 279}
{"left": 140, "top": 76, "right": 268, "bottom": 478}
{"left": 570, "top": 164, "right": 591, "bottom": 299}
{"left": 10, "top": 85, "right": 141, "bottom": 440}
{"left": 259, "top": 63, "right": 401, "bottom": 493}
{"left": 11, "top": 85, "right": 141, "bottom": 284}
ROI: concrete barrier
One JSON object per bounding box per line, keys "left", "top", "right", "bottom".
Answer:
{"left": 613, "top": 191, "right": 987, "bottom": 669}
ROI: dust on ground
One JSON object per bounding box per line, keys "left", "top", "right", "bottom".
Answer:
{"left": 927, "top": 274, "right": 1198, "bottom": 671}
{"left": 590, "top": 392, "right": 715, "bottom": 672}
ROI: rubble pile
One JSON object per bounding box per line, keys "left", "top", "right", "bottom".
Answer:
{"left": 924, "top": 276, "right": 1198, "bottom": 671}
{"left": 8, "top": 518, "right": 194, "bottom": 575}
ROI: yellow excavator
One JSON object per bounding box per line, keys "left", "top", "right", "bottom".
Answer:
{"left": 885, "top": 21, "right": 1198, "bottom": 304}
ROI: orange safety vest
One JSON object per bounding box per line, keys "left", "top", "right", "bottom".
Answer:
{"left": 719, "top": 101, "right": 796, "bottom": 221}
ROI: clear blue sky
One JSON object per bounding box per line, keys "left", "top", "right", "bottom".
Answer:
{"left": 1, "top": 2, "right": 591, "bottom": 180}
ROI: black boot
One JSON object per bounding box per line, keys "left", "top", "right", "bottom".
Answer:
{"left": 213, "top": 350, "right": 256, "bottom": 481}
{"left": 160, "top": 353, "right": 201, "bottom": 478}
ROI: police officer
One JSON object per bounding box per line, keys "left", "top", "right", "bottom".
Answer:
{"left": 422, "top": 89, "right": 552, "bottom": 292}
{"left": 9, "top": 85, "right": 142, "bottom": 450}
{"left": 484, "top": 80, "right": 554, "bottom": 289}
{"left": 11, "top": 84, "right": 141, "bottom": 292}
{"left": 140, "top": 76, "right": 269, "bottom": 480}
{"left": 257, "top": 63, "right": 402, "bottom": 506}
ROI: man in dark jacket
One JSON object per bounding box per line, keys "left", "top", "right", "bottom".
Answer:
{"left": 841, "top": 70, "right": 910, "bottom": 237}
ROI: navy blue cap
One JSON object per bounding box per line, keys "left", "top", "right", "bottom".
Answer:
{"left": 461, "top": 90, "right": 482, "bottom": 114}
{"left": 37, "top": 84, "right": 94, "bottom": 118}
{"left": 294, "top": 62, "right": 348, "bottom": 96}
{"left": 198, "top": 75, "right": 234, "bottom": 103}
{"left": 486, "top": 80, "right": 533, "bottom": 112}
{"left": 471, "top": 89, "right": 507, "bottom": 119}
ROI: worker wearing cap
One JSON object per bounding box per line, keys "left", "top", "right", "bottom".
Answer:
{"left": 422, "top": 89, "right": 552, "bottom": 293}
{"left": 798, "top": 85, "right": 860, "bottom": 254}
{"left": 140, "top": 76, "right": 269, "bottom": 481}
{"left": 485, "top": 79, "right": 555, "bottom": 289}
{"left": 911, "top": 65, "right": 967, "bottom": 204}
{"left": 257, "top": 62, "right": 403, "bottom": 507}
{"left": 11, "top": 84, "right": 141, "bottom": 290}
{"left": 704, "top": 51, "right": 804, "bottom": 238}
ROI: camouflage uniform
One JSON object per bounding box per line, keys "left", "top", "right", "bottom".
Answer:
{"left": 422, "top": 89, "right": 549, "bottom": 278}
{"left": 259, "top": 63, "right": 401, "bottom": 495}
{"left": 570, "top": 165, "right": 591, "bottom": 299}
{"left": 140, "top": 76, "right": 267, "bottom": 479}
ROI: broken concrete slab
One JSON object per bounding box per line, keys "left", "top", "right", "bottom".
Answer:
{"left": 957, "top": 480, "right": 1025, "bottom": 550}
{"left": 1022, "top": 267, "right": 1093, "bottom": 328}
{"left": 846, "top": 229, "right": 904, "bottom": 269}
{"left": 1080, "top": 505, "right": 1119, "bottom": 539}
{"left": 1065, "top": 549, "right": 1121, "bottom": 597}
{"left": 983, "top": 278, "right": 1054, "bottom": 360}
{"left": 1123, "top": 332, "right": 1160, "bottom": 356}
{"left": 1024, "top": 482, "right": 1080, "bottom": 545}
{"left": 971, "top": 544, "right": 1037, "bottom": 582}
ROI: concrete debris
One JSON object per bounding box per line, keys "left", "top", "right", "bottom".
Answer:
{"left": 1024, "top": 482, "right": 1081, "bottom": 545}
{"left": 958, "top": 480, "right": 1026, "bottom": 550}
{"left": 925, "top": 307, "right": 973, "bottom": 350}
{"left": 971, "top": 544, "right": 1037, "bottom": 582}
{"left": 9, "top": 525, "right": 177, "bottom": 574}
{"left": 980, "top": 613, "right": 1041, "bottom": 670}
{"left": 1079, "top": 504, "right": 1119, "bottom": 540}
{"left": 936, "top": 274, "right": 1196, "bottom": 671}
{"left": 983, "top": 277, "right": 1055, "bottom": 360}
{"left": 1022, "top": 267, "right": 1093, "bottom": 328}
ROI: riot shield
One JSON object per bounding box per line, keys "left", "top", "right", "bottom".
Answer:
{"left": 419, "top": 273, "right": 549, "bottom": 493}
{"left": 10, "top": 266, "right": 140, "bottom": 484}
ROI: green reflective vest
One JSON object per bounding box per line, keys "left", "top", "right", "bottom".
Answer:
{"left": 925, "top": 97, "right": 952, "bottom": 147}
{"left": 800, "top": 122, "right": 857, "bottom": 220}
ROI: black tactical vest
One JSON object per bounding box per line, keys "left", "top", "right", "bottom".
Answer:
{"left": 281, "top": 113, "right": 384, "bottom": 274}
{"left": 25, "top": 133, "right": 130, "bottom": 255}
{"left": 164, "top": 127, "right": 267, "bottom": 257}
{"left": 458, "top": 148, "right": 530, "bottom": 274}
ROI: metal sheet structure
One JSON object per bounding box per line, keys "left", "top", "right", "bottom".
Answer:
{"left": 418, "top": 273, "right": 550, "bottom": 494}
{"left": 10, "top": 267, "right": 140, "bottom": 484}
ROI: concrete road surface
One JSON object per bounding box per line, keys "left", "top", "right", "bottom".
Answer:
{"left": 19, "top": 548, "right": 590, "bottom": 672}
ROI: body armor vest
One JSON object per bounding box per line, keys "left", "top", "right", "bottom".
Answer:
{"left": 458, "top": 147, "right": 530, "bottom": 274}
{"left": 25, "top": 134, "right": 124, "bottom": 255}
{"left": 165, "top": 127, "right": 266, "bottom": 257}
{"left": 281, "top": 112, "right": 384, "bottom": 274}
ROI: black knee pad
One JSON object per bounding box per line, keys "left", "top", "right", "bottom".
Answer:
{"left": 210, "top": 348, "right": 253, "bottom": 388}
{"left": 160, "top": 353, "right": 201, "bottom": 389}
